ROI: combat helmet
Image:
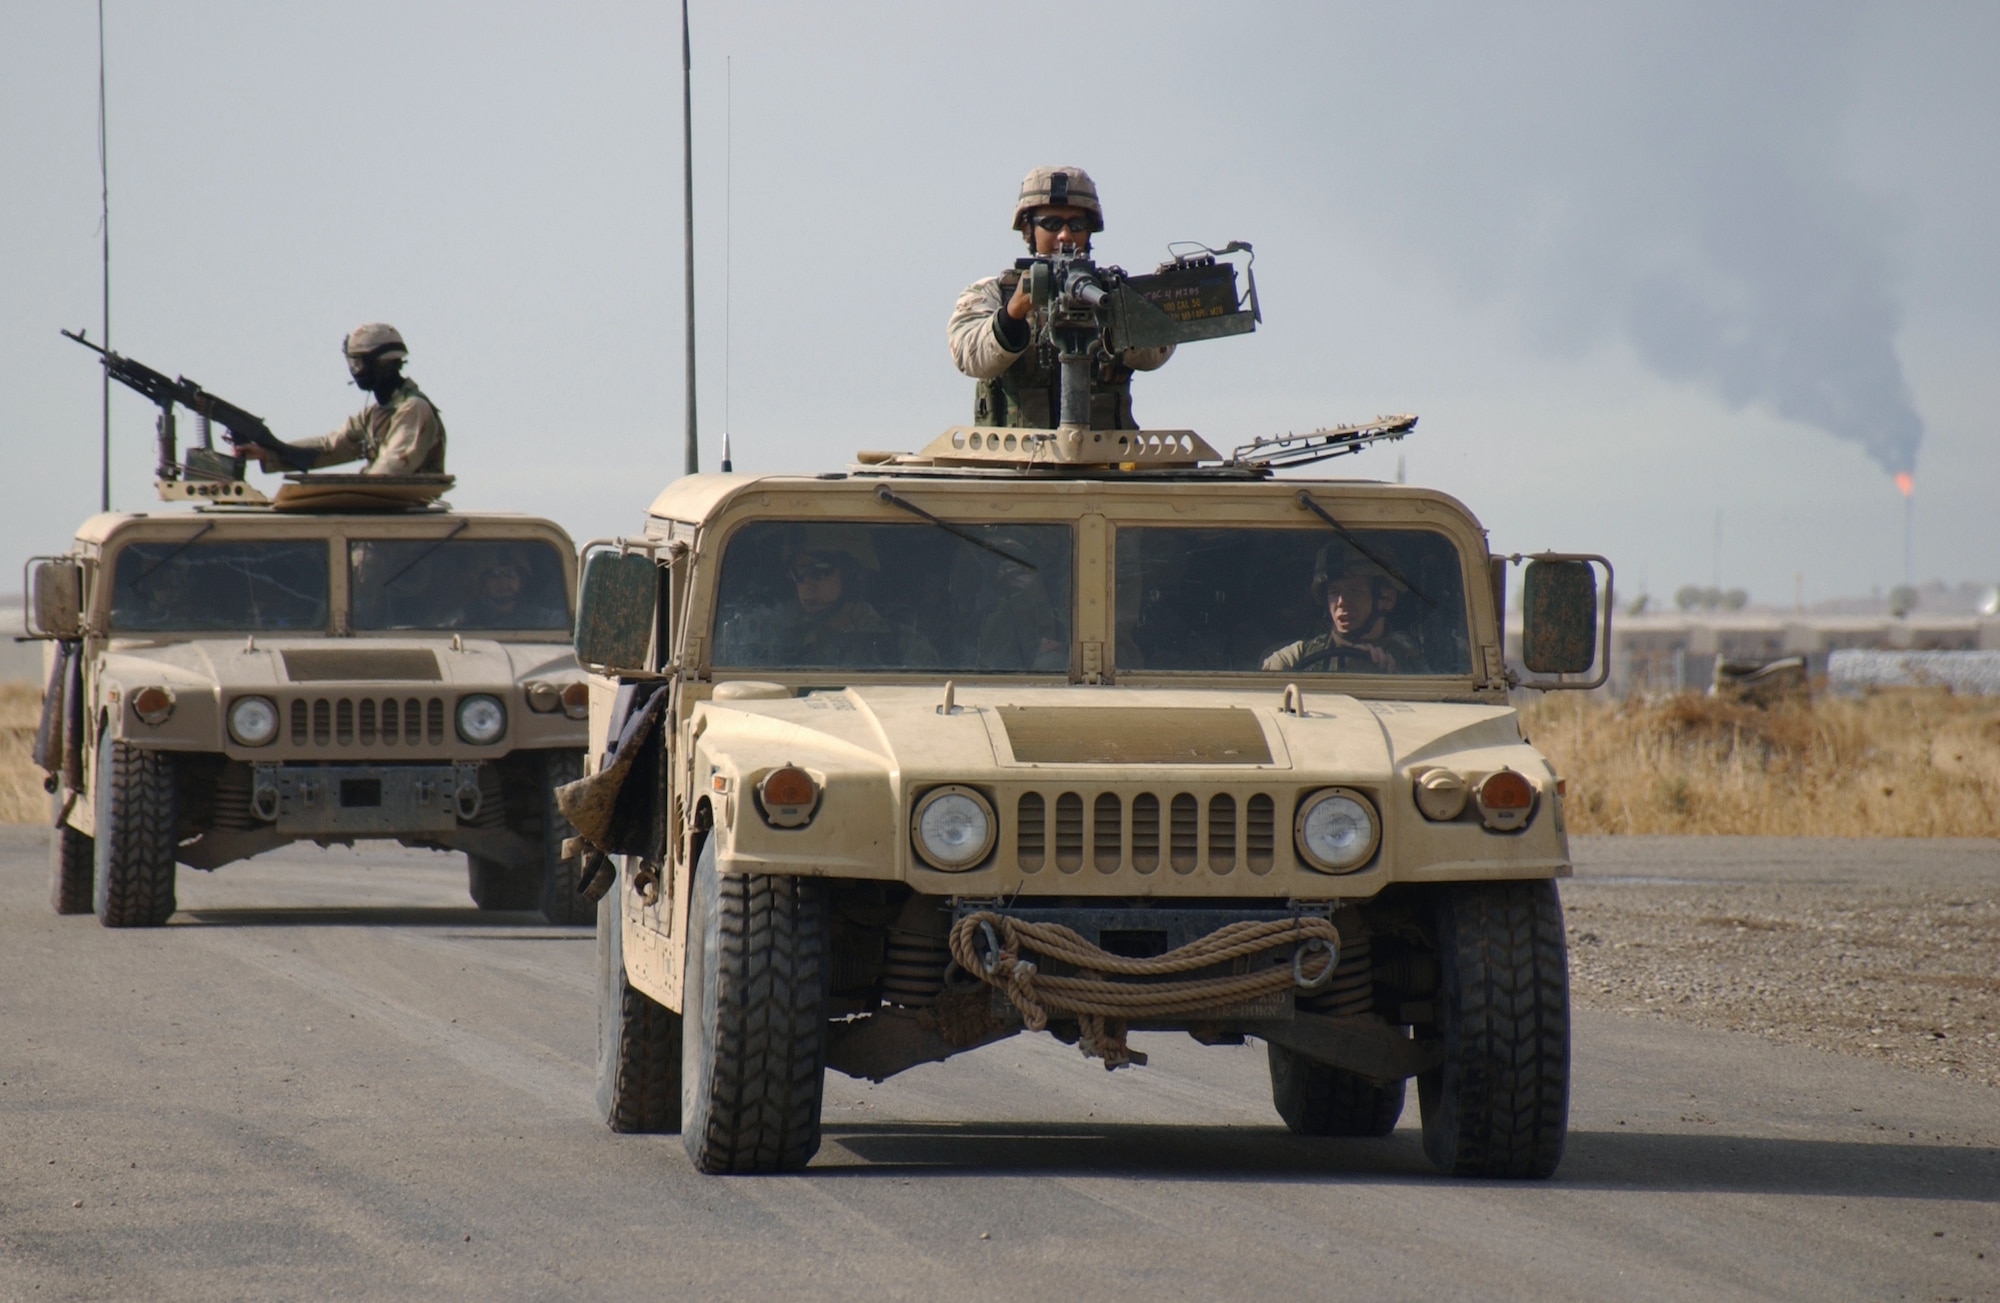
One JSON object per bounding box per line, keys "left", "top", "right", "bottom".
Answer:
{"left": 343, "top": 322, "right": 408, "bottom": 363}
{"left": 1312, "top": 541, "right": 1403, "bottom": 603}
{"left": 1012, "top": 165, "right": 1103, "bottom": 233}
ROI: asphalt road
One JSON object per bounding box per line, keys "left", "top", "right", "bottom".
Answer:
{"left": 2, "top": 828, "right": 1994, "bottom": 1302}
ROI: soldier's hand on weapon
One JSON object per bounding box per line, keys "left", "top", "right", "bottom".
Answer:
{"left": 1006, "top": 280, "right": 1034, "bottom": 322}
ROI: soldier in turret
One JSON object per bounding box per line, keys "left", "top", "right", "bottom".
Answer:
{"left": 245, "top": 323, "right": 446, "bottom": 475}
{"left": 947, "top": 166, "right": 1174, "bottom": 430}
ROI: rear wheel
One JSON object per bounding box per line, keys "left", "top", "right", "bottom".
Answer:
{"left": 536, "top": 749, "right": 592, "bottom": 925}
{"left": 92, "top": 738, "right": 178, "bottom": 929}
{"left": 597, "top": 867, "right": 682, "bottom": 1132}
{"left": 681, "top": 840, "right": 829, "bottom": 1174}
{"left": 50, "top": 789, "right": 95, "bottom": 916}
{"left": 1417, "top": 881, "right": 1570, "bottom": 1178}
{"left": 1268, "top": 1045, "right": 1406, "bottom": 1137}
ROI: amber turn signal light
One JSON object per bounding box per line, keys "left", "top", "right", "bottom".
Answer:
{"left": 1480, "top": 771, "right": 1535, "bottom": 810}
{"left": 132, "top": 686, "right": 175, "bottom": 726}
{"left": 758, "top": 765, "right": 819, "bottom": 829}
{"left": 560, "top": 681, "right": 590, "bottom": 719}
{"left": 1475, "top": 769, "right": 1537, "bottom": 832}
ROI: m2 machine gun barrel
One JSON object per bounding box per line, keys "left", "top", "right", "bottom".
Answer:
{"left": 1014, "top": 241, "right": 1261, "bottom": 431}
{"left": 61, "top": 328, "right": 317, "bottom": 481}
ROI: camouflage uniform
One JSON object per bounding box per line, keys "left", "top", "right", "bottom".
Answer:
{"left": 947, "top": 275, "right": 1173, "bottom": 429}
{"left": 1262, "top": 627, "right": 1425, "bottom": 674}
{"left": 297, "top": 377, "right": 446, "bottom": 476}
{"left": 947, "top": 164, "right": 1173, "bottom": 430}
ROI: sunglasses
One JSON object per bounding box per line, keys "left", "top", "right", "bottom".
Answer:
{"left": 790, "top": 562, "right": 838, "bottom": 584}
{"left": 1031, "top": 216, "right": 1092, "bottom": 235}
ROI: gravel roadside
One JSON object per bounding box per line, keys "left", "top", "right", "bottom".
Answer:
{"left": 1565, "top": 836, "right": 2000, "bottom": 1090}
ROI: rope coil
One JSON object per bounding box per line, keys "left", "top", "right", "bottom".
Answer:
{"left": 948, "top": 911, "right": 1340, "bottom": 1070}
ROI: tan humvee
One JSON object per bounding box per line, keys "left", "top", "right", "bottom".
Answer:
{"left": 568, "top": 424, "right": 1609, "bottom": 1178}
{"left": 26, "top": 479, "right": 592, "bottom": 928}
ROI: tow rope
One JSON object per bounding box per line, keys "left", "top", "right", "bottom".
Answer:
{"left": 948, "top": 912, "right": 1339, "bottom": 1070}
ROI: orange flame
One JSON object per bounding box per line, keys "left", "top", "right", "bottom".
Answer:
{"left": 1894, "top": 472, "right": 1913, "bottom": 498}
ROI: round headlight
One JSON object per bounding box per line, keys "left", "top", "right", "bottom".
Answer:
{"left": 1295, "top": 788, "right": 1379, "bottom": 873}
{"left": 911, "top": 786, "right": 995, "bottom": 871}
{"left": 228, "top": 695, "right": 278, "bottom": 746}
{"left": 456, "top": 694, "right": 507, "bottom": 745}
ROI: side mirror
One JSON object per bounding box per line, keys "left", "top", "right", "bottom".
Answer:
{"left": 1516, "top": 553, "right": 1613, "bottom": 689}
{"left": 27, "top": 558, "right": 82, "bottom": 639}
{"left": 573, "top": 548, "right": 658, "bottom": 674}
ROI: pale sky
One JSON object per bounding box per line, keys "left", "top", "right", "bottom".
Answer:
{"left": 4, "top": 1, "right": 1995, "bottom": 609}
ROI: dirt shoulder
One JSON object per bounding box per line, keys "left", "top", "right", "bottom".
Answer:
{"left": 1565, "top": 835, "right": 2000, "bottom": 1089}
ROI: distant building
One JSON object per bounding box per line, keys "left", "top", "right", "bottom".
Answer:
{"left": 1505, "top": 609, "right": 2000, "bottom": 697}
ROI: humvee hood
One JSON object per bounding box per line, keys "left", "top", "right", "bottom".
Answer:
{"left": 694, "top": 685, "right": 1519, "bottom": 782}
{"left": 97, "top": 636, "right": 577, "bottom": 693}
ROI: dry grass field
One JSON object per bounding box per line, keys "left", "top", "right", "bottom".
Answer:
{"left": 1, "top": 681, "right": 48, "bottom": 826}
{"left": 1525, "top": 689, "right": 2000, "bottom": 838}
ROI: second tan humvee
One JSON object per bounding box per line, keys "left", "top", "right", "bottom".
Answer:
{"left": 26, "top": 490, "right": 593, "bottom": 927}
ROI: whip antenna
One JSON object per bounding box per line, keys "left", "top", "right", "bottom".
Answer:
{"left": 97, "top": 0, "right": 110, "bottom": 510}
{"left": 721, "top": 53, "right": 732, "bottom": 474}
{"left": 680, "top": 0, "right": 698, "bottom": 477}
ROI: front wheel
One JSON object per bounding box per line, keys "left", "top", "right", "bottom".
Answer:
{"left": 1417, "top": 881, "right": 1570, "bottom": 1178}
{"left": 537, "top": 750, "right": 593, "bottom": 925}
{"left": 92, "top": 738, "right": 178, "bottom": 929}
{"left": 50, "top": 789, "right": 95, "bottom": 916}
{"left": 597, "top": 867, "right": 682, "bottom": 1132}
{"left": 681, "top": 840, "right": 829, "bottom": 1174}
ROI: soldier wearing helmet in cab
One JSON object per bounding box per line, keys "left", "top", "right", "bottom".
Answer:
{"left": 947, "top": 166, "right": 1174, "bottom": 430}
{"left": 1263, "top": 544, "right": 1425, "bottom": 674}
{"left": 245, "top": 323, "right": 447, "bottom": 475}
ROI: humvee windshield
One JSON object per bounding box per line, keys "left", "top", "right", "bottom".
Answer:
{"left": 348, "top": 538, "right": 571, "bottom": 632}
{"left": 713, "top": 521, "right": 1074, "bottom": 672}
{"left": 1115, "top": 526, "right": 1472, "bottom": 675}
{"left": 109, "top": 538, "right": 329, "bottom": 632}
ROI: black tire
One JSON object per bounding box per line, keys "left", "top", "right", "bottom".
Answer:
{"left": 597, "top": 866, "right": 683, "bottom": 1132}
{"left": 1417, "top": 881, "right": 1570, "bottom": 1179}
{"left": 537, "top": 749, "right": 593, "bottom": 926}
{"left": 681, "top": 839, "right": 829, "bottom": 1174}
{"left": 92, "top": 738, "right": 177, "bottom": 929}
{"left": 50, "top": 789, "right": 95, "bottom": 916}
{"left": 467, "top": 854, "right": 539, "bottom": 911}
{"left": 1268, "top": 1044, "right": 1407, "bottom": 1137}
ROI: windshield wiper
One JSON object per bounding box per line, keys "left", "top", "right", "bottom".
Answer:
{"left": 1293, "top": 490, "right": 1435, "bottom": 609}
{"left": 132, "top": 523, "right": 214, "bottom": 590}
{"left": 874, "top": 485, "right": 1037, "bottom": 570}
{"left": 379, "top": 520, "right": 470, "bottom": 590}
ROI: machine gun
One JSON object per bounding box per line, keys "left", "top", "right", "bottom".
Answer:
{"left": 62, "top": 329, "right": 317, "bottom": 483}
{"left": 1014, "top": 240, "right": 1261, "bottom": 431}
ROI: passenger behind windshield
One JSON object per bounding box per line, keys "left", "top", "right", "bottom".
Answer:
{"left": 109, "top": 539, "right": 329, "bottom": 632}
{"left": 1115, "top": 527, "right": 1471, "bottom": 675}
{"left": 713, "top": 521, "right": 1073, "bottom": 673}
{"left": 349, "top": 538, "right": 570, "bottom": 631}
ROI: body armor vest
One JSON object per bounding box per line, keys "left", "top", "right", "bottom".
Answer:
{"left": 973, "top": 271, "right": 1140, "bottom": 431}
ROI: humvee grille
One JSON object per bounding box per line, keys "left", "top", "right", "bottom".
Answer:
{"left": 287, "top": 695, "right": 448, "bottom": 748}
{"left": 1012, "top": 787, "right": 1289, "bottom": 877}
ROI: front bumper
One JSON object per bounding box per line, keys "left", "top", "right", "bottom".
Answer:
{"left": 252, "top": 761, "right": 482, "bottom": 836}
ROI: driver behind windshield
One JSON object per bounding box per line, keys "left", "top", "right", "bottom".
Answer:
{"left": 1262, "top": 543, "right": 1422, "bottom": 674}
{"left": 727, "top": 526, "right": 936, "bottom": 668}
